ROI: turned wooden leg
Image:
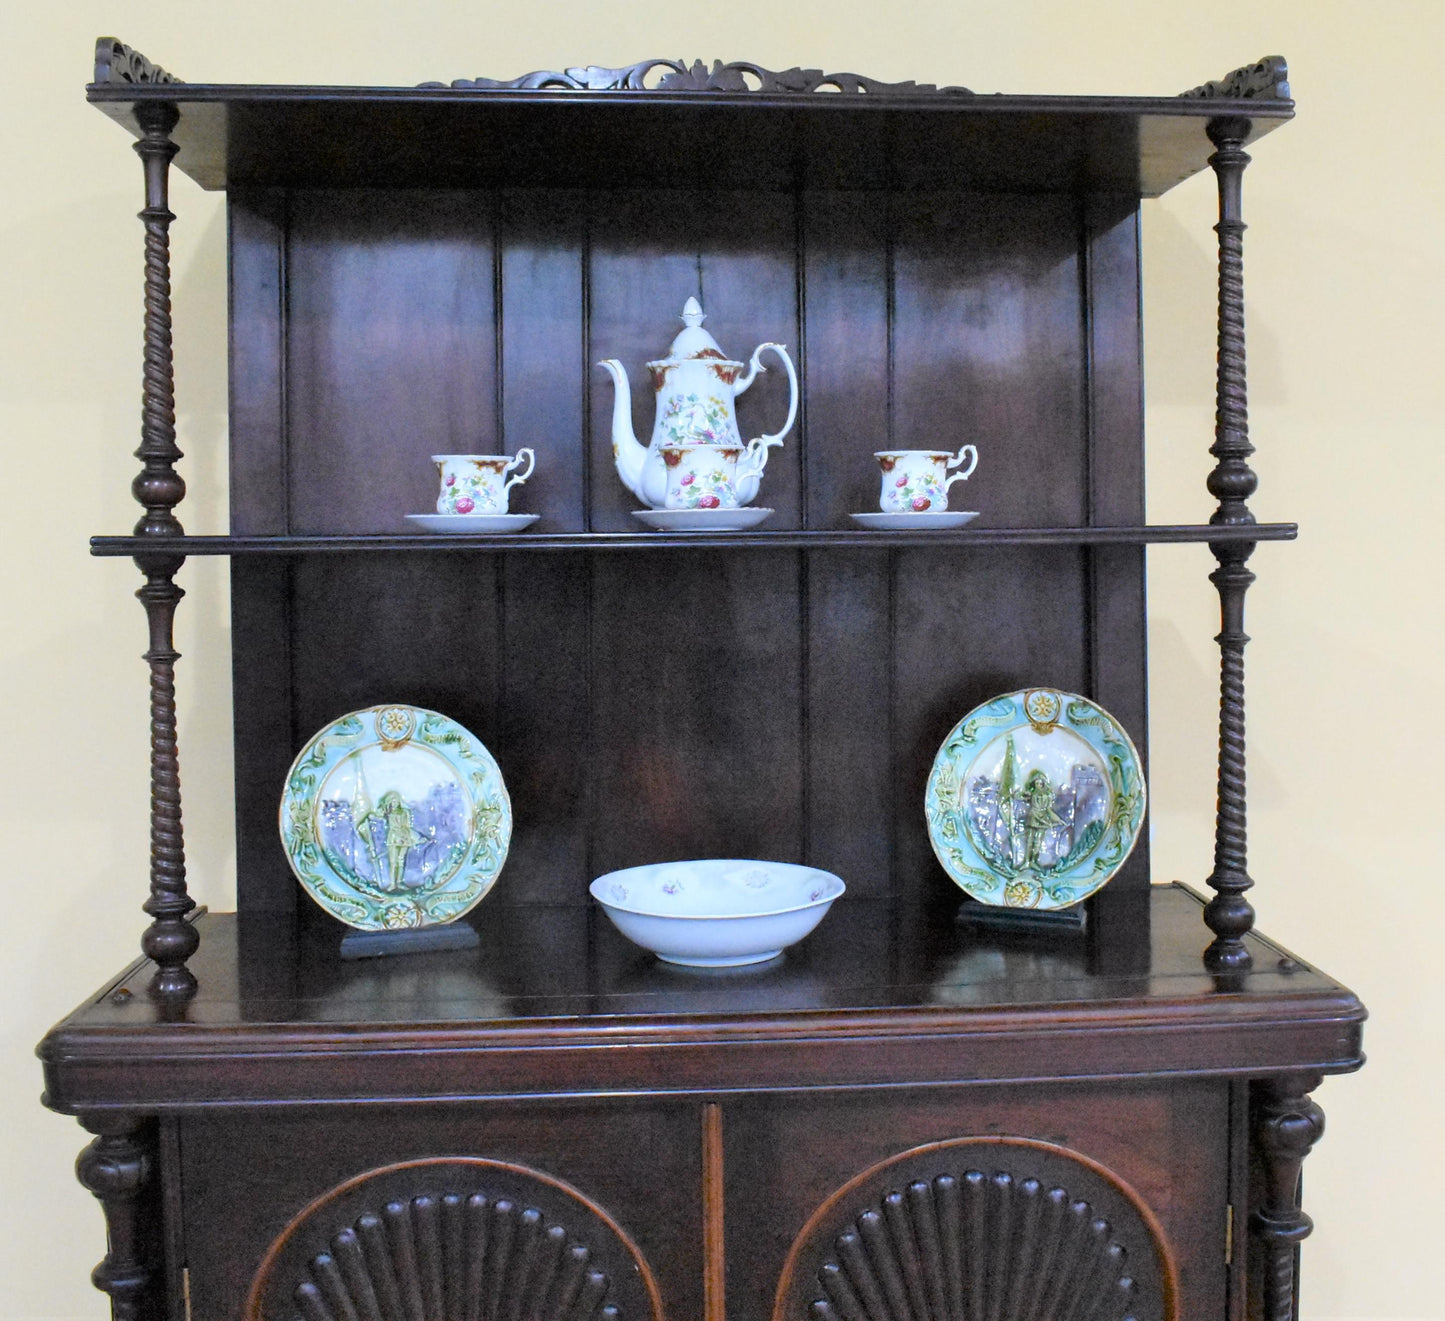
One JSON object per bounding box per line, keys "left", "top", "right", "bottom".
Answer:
{"left": 75, "top": 1115, "right": 159, "bottom": 1321}
{"left": 1250, "top": 1074, "right": 1325, "bottom": 1321}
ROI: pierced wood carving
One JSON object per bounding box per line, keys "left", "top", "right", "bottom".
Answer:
{"left": 246, "top": 1159, "right": 663, "bottom": 1321}
{"left": 93, "top": 38, "right": 181, "bottom": 86}
{"left": 130, "top": 100, "right": 198, "bottom": 998}
{"left": 425, "top": 59, "right": 969, "bottom": 94}
{"left": 75, "top": 1115, "right": 158, "bottom": 1321}
{"left": 1180, "top": 57, "right": 1289, "bottom": 102}
{"left": 1251, "top": 1075, "right": 1326, "bottom": 1321}
{"left": 1201, "top": 115, "right": 1259, "bottom": 974}
{"left": 775, "top": 1138, "right": 1176, "bottom": 1321}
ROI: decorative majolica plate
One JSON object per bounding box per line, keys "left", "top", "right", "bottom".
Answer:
{"left": 924, "top": 689, "right": 1145, "bottom": 910}
{"left": 279, "top": 705, "right": 512, "bottom": 932}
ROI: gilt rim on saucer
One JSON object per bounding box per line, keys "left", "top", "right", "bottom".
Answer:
{"left": 406, "top": 513, "right": 540, "bottom": 534}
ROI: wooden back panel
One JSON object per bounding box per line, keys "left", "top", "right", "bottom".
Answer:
{"left": 229, "top": 186, "right": 1146, "bottom": 920}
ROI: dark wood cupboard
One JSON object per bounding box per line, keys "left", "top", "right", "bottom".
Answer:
{"left": 40, "top": 43, "right": 1363, "bottom": 1321}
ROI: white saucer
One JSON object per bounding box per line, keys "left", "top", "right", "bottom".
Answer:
{"left": 406, "top": 513, "right": 540, "bottom": 534}
{"left": 631, "top": 507, "right": 774, "bottom": 532}
{"left": 849, "top": 510, "right": 980, "bottom": 531}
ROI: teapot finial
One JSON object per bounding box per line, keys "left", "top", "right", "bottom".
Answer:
{"left": 681, "top": 296, "right": 705, "bottom": 327}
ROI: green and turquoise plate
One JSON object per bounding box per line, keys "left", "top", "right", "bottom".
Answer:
{"left": 924, "top": 688, "right": 1145, "bottom": 911}
{"left": 279, "top": 704, "right": 511, "bottom": 932}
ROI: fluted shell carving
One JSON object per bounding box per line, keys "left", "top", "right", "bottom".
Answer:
{"left": 799, "top": 1167, "right": 1159, "bottom": 1321}
{"left": 285, "top": 1191, "right": 620, "bottom": 1321}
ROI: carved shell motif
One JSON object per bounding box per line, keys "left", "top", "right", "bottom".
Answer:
{"left": 809, "top": 1172, "right": 1137, "bottom": 1321}
{"left": 246, "top": 1160, "right": 662, "bottom": 1321}
{"left": 775, "top": 1139, "right": 1176, "bottom": 1321}
{"left": 282, "top": 1193, "right": 619, "bottom": 1321}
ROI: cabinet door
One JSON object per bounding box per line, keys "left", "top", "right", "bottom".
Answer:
{"left": 723, "top": 1081, "right": 1230, "bottom": 1321}
{"left": 178, "top": 1100, "right": 700, "bottom": 1321}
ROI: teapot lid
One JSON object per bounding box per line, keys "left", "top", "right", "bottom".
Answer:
{"left": 657, "top": 297, "right": 737, "bottom": 364}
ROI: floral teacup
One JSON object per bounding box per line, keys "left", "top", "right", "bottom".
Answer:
{"left": 434, "top": 449, "right": 535, "bottom": 515}
{"left": 660, "top": 443, "right": 743, "bottom": 510}
{"left": 875, "top": 445, "right": 979, "bottom": 513}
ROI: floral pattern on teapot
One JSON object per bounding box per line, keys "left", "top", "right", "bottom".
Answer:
{"left": 659, "top": 392, "right": 737, "bottom": 446}
{"left": 662, "top": 445, "right": 741, "bottom": 510}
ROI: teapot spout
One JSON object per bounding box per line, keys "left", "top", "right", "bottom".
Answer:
{"left": 598, "top": 359, "right": 648, "bottom": 502}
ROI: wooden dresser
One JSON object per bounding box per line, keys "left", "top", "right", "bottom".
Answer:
{"left": 40, "top": 43, "right": 1364, "bottom": 1321}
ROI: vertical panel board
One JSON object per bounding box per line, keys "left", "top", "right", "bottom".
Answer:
{"left": 798, "top": 192, "right": 892, "bottom": 897}
{"left": 891, "top": 193, "right": 1086, "bottom": 528}
{"left": 228, "top": 188, "right": 288, "bottom": 534}
{"left": 1084, "top": 199, "right": 1150, "bottom": 900}
{"left": 500, "top": 189, "right": 585, "bottom": 529}
{"left": 285, "top": 190, "right": 497, "bottom": 534}
{"left": 232, "top": 558, "right": 298, "bottom": 912}
{"left": 804, "top": 552, "right": 891, "bottom": 896}
{"left": 891, "top": 548, "right": 1089, "bottom": 907}
{"left": 801, "top": 191, "right": 890, "bottom": 526}
{"left": 288, "top": 555, "right": 501, "bottom": 738}
{"left": 698, "top": 192, "right": 801, "bottom": 526}
{"left": 499, "top": 553, "right": 591, "bottom": 902}
{"left": 587, "top": 191, "right": 712, "bottom": 532}
{"left": 589, "top": 551, "right": 803, "bottom": 873}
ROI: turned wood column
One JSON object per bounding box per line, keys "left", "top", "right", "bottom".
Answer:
{"left": 75, "top": 1115, "right": 160, "bottom": 1321}
{"left": 131, "top": 100, "right": 197, "bottom": 998}
{"left": 1202, "top": 114, "right": 1259, "bottom": 972}
{"left": 1251, "top": 1074, "right": 1325, "bottom": 1321}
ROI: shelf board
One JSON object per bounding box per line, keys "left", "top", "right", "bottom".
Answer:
{"left": 36, "top": 888, "right": 1365, "bottom": 1111}
{"left": 89, "top": 80, "right": 1291, "bottom": 196}
{"left": 90, "top": 523, "right": 1296, "bottom": 557}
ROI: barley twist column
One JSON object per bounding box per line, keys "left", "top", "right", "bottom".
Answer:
{"left": 131, "top": 100, "right": 197, "bottom": 997}
{"left": 1202, "top": 115, "right": 1259, "bottom": 972}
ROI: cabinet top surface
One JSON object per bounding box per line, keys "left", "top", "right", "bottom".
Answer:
{"left": 38, "top": 888, "right": 1364, "bottom": 1110}
{"left": 89, "top": 41, "right": 1293, "bottom": 194}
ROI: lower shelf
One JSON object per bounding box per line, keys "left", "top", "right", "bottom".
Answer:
{"left": 37, "top": 885, "right": 1364, "bottom": 1111}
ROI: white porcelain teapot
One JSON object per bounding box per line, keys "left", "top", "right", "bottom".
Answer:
{"left": 598, "top": 298, "right": 798, "bottom": 509}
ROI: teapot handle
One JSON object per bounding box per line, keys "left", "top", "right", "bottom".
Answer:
{"left": 740, "top": 343, "right": 799, "bottom": 453}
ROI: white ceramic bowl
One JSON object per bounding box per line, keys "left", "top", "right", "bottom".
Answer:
{"left": 589, "top": 860, "right": 846, "bottom": 967}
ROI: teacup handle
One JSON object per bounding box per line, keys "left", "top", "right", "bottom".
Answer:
{"left": 945, "top": 445, "right": 978, "bottom": 487}
{"left": 741, "top": 343, "right": 799, "bottom": 453}
{"left": 503, "top": 447, "right": 535, "bottom": 494}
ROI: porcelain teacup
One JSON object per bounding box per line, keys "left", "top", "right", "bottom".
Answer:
{"left": 434, "top": 450, "right": 535, "bottom": 515}
{"left": 660, "top": 443, "right": 744, "bottom": 510}
{"left": 876, "top": 445, "right": 978, "bottom": 513}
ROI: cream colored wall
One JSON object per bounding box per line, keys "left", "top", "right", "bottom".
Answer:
{"left": 3, "top": 1, "right": 1439, "bottom": 1318}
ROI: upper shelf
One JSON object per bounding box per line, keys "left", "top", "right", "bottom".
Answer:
{"left": 89, "top": 524, "right": 1296, "bottom": 557}
{"left": 89, "top": 41, "right": 1293, "bottom": 196}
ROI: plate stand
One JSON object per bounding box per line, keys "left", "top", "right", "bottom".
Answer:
{"left": 339, "top": 923, "right": 481, "bottom": 960}
{"left": 953, "top": 899, "right": 1086, "bottom": 934}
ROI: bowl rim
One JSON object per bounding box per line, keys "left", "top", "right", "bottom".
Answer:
{"left": 588, "top": 859, "right": 846, "bottom": 920}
